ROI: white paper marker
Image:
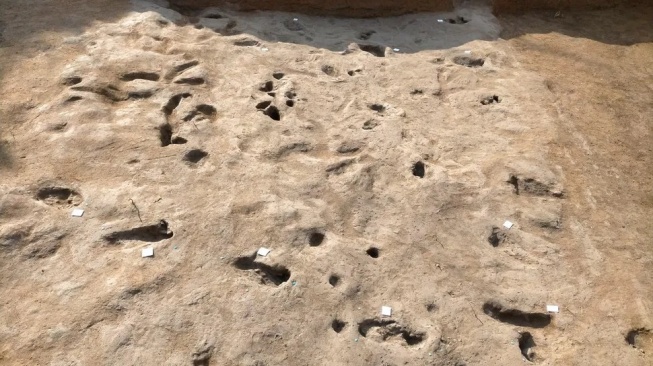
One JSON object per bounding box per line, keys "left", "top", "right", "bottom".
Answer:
{"left": 503, "top": 220, "right": 514, "bottom": 229}
{"left": 381, "top": 306, "right": 392, "bottom": 316}
{"left": 257, "top": 247, "right": 271, "bottom": 257}
{"left": 546, "top": 305, "right": 559, "bottom": 313}
{"left": 142, "top": 247, "right": 154, "bottom": 257}
{"left": 71, "top": 208, "right": 85, "bottom": 217}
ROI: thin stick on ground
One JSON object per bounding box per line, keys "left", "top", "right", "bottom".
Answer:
{"left": 130, "top": 198, "right": 143, "bottom": 223}
{"left": 468, "top": 301, "right": 484, "bottom": 325}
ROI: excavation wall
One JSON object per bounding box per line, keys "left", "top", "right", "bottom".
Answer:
{"left": 170, "top": 0, "right": 642, "bottom": 16}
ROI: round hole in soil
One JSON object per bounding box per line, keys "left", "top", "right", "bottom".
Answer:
{"left": 331, "top": 319, "right": 346, "bottom": 333}
{"left": 308, "top": 232, "right": 325, "bottom": 246}
{"left": 412, "top": 161, "right": 425, "bottom": 178}
{"left": 328, "top": 274, "right": 340, "bottom": 287}
{"left": 366, "top": 247, "right": 380, "bottom": 258}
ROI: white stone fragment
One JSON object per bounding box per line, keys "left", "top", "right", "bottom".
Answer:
{"left": 257, "top": 247, "right": 271, "bottom": 257}
{"left": 71, "top": 208, "right": 85, "bottom": 217}
{"left": 381, "top": 306, "right": 392, "bottom": 316}
{"left": 141, "top": 247, "right": 154, "bottom": 257}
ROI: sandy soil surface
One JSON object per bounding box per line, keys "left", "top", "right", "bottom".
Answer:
{"left": 0, "top": 1, "right": 651, "bottom": 365}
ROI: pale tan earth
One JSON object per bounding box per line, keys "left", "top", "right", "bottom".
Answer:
{"left": 0, "top": 1, "right": 652, "bottom": 365}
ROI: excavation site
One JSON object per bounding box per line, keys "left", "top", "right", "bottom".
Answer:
{"left": 0, "top": 0, "right": 651, "bottom": 364}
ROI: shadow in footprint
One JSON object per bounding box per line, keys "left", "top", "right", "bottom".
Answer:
{"left": 332, "top": 319, "right": 347, "bottom": 333}
{"left": 232, "top": 254, "right": 291, "bottom": 286}
{"left": 518, "top": 332, "right": 536, "bottom": 361}
{"left": 448, "top": 16, "right": 469, "bottom": 24}
{"left": 481, "top": 95, "right": 501, "bottom": 105}
{"left": 453, "top": 56, "right": 485, "bottom": 67}
{"left": 103, "top": 220, "right": 173, "bottom": 244}
{"left": 482, "top": 301, "right": 551, "bottom": 328}
{"left": 412, "top": 161, "right": 425, "bottom": 178}
{"left": 233, "top": 38, "right": 260, "bottom": 47}
{"left": 308, "top": 231, "right": 325, "bottom": 246}
{"left": 328, "top": 274, "right": 340, "bottom": 287}
{"left": 121, "top": 72, "right": 160, "bottom": 82}
{"left": 159, "top": 123, "right": 187, "bottom": 147}
{"left": 264, "top": 105, "right": 281, "bottom": 121}
{"left": 162, "top": 93, "right": 192, "bottom": 115}
{"left": 358, "top": 318, "right": 426, "bottom": 346}
{"left": 358, "top": 44, "right": 385, "bottom": 57}
{"left": 183, "top": 149, "right": 208, "bottom": 164}
{"left": 35, "top": 186, "right": 82, "bottom": 207}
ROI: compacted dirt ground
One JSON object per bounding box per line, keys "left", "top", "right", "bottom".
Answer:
{"left": 0, "top": 1, "right": 651, "bottom": 365}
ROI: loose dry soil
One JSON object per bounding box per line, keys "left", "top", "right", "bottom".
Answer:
{"left": 0, "top": 1, "right": 652, "bottom": 365}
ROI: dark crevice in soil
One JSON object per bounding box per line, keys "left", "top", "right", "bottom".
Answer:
{"left": 256, "top": 100, "right": 272, "bottom": 110}
{"left": 63, "top": 76, "right": 82, "bottom": 86}
{"left": 174, "top": 77, "right": 205, "bottom": 85}
{"left": 120, "top": 72, "right": 160, "bottom": 82}
{"left": 71, "top": 85, "right": 125, "bottom": 102}
{"left": 172, "top": 60, "right": 199, "bottom": 75}
{"left": 326, "top": 159, "right": 354, "bottom": 175}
